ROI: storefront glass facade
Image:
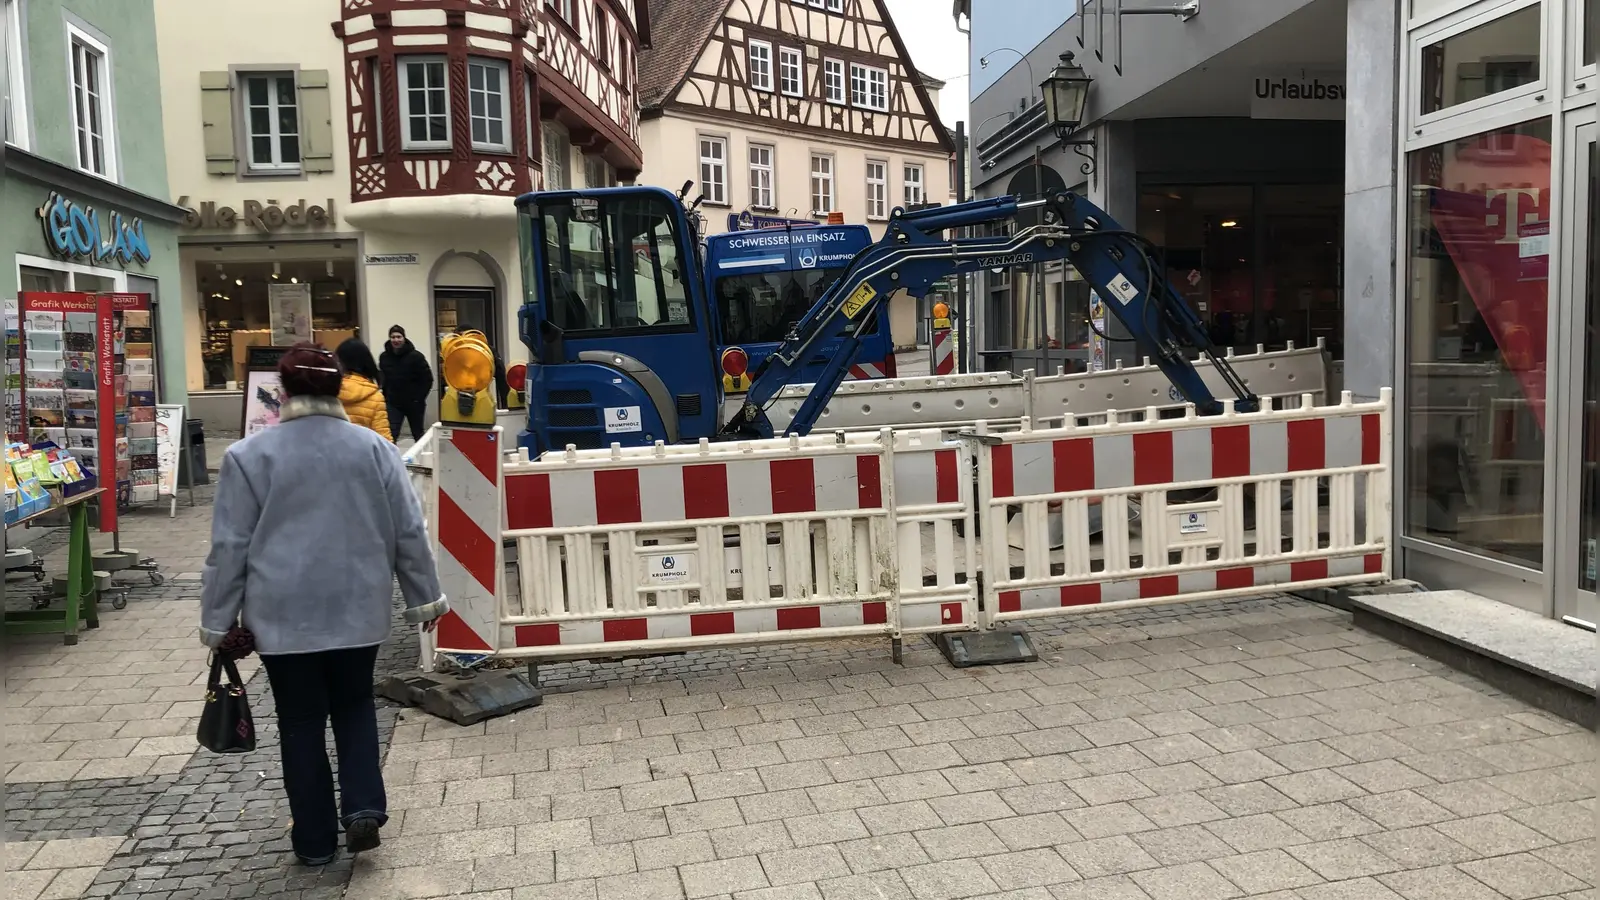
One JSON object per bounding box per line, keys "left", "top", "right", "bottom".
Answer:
{"left": 192, "top": 251, "right": 360, "bottom": 389}
{"left": 1399, "top": 0, "right": 1596, "bottom": 621}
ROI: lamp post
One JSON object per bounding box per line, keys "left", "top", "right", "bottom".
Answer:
{"left": 1040, "top": 52, "right": 1097, "bottom": 176}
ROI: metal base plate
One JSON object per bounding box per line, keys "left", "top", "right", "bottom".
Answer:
{"left": 377, "top": 671, "right": 543, "bottom": 726}
{"left": 932, "top": 630, "right": 1039, "bottom": 667}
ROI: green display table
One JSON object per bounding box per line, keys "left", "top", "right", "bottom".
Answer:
{"left": 4, "top": 488, "right": 107, "bottom": 646}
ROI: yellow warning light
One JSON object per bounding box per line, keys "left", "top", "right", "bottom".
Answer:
{"left": 441, "top": 333, "right": 495, "bottom": 393}
{"left": 932, "top": 301, "right": 949, "bottom": 320}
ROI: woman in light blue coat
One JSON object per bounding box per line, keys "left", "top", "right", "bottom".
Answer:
{"left": 200, "top": 343, "right": 447, "bottom": 866}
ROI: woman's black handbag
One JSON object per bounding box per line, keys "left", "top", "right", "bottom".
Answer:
{"left": 197, "top": 654, "right": 256, "bottom": 753}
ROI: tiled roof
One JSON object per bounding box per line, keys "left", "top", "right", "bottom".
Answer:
{"left": 638, "top": 0, "right": 729, "bottom": 110}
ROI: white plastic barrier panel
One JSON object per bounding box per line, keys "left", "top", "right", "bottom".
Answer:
{"left": 481, "top": 432, "right": 922, "bottom": 663}
{"left": 977, "top": 389, "right": 1391, "bottom": 626}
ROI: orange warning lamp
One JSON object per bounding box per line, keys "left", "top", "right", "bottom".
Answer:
{"left": 826, "top": 211, "right": 845, "bottom": 225}
{"left": 440, "top": 332, "right": 497, "bottom": 426}
{"left": 932, "top": 301, "right": 951, "bottom": 329}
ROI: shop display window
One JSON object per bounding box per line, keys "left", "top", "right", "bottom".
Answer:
{"left": 1404, "top": 117, "right": 1552, "bottom": 567}
{"left": 1137, "top": 184, "right": 1343, "bottom": 358}
{"left": 197, "top": 257, "right": 360, "bottom": 389}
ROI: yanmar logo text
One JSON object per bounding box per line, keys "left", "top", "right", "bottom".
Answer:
{"left": 978, "top": 253, "right": 1034, "bottom": 268}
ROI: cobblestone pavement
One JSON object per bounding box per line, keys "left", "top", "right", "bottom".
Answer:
{"left": 6, "top": 484, "right": 1596, "bottom": 900}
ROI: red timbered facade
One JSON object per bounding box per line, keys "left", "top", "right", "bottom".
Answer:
{"left": 334, "top": 0, "right": 647, "bottom": 205}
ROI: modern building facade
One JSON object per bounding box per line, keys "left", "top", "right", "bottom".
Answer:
{"left": 2, "top": 0, "right": 188, "bottom": 403}
{"left": 636, "top": 0, "right": 954, "bottom": 347}
{"left": 962, "top": 0, "right": 1597, "bottom": 624}
{"left": 155, "top": 0, "right": 646, "bottom": 428}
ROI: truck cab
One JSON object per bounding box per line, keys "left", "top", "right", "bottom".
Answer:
{"left": 703, "top": 223, "right": 892, "bottom": 395}
{"left": 515, "top": 187, "right": 721, "bottom": 455}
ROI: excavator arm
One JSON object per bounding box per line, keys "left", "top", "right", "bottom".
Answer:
{"left": 723, "top": 190, "right": 1260, "bottom": 439}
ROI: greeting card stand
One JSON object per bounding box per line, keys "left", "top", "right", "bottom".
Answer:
{"left": 13, "top": 292, "right": 164, "bottom": 586}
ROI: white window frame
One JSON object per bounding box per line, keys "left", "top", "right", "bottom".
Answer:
{"left": 748, "top": 142, "right": 774, "bottom": 210}
{"left": 467, "top": 56, "right": 511, "bottom": 153}
{"left": 3, "top": 0, "right": 27, "bottom": 150}
{"left": 699, "top": 134, "right": 728, "bottom": 205}
{"left": 543, "top": 122, "right": 570, "bottom": 189}
{"left": 550, "top": 0, "right": 576, "bottom": 25}
{"left": 16, "top": 253, "right": 128, "bottom": 294}
{"left": 850, "top": 62, "right": 888, "bottom": 111}
{"left": 779, "top": 47, "right": 803, "bottom": 97}
{"left": 1570, "top": 0, "right": 1598, "bottom": 92}
{"left": 823, "top": 58, "right": 845, "bottom": 104}
{"left": 66, "top": 22, "right": 114, "bottom": 180}
{"left": 240, "top": 71, "right": 301, "bottom": 173}
{"left": 865, "top": 158, "right": 887, "bottom": 220}
{"left": 826, "top": 0, "right": 844, "bottom": 10}
{"left": 584, "top": 154, "right": 614, "bottom": 188}
{"left": 810, "top": 153, "right": 834, "bottom": 217}
{"left": 748, "top": 40, "right": 773, "bottom": 92}
{"left": 903, "top": 162, "right": 925, "bottom": 208}
{"left": 399, "top": 55, "right": 451, "bottom": 152}
{"left": 1408, "top": 0, "right": 1548, "bottom": 137}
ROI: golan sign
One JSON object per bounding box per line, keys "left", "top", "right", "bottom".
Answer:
{"left": 37, "top": 192, "right": 152, "bottom": 267}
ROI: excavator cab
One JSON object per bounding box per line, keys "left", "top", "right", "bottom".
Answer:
{"left": 515, "top": 187, "right": 722, "bottom": 456}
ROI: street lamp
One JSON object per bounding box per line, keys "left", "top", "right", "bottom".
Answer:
{"left": 1040, "top": 52, "right": 1097, "bottom": 176}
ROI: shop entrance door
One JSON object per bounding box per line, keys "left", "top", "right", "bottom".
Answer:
{"left": 1559, "top": 120, "right": 1597, "bottom": 626}
{"left": 433, "top": 286, "right": 499, "bottom": 394}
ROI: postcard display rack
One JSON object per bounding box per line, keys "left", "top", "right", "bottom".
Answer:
{"left": 6, "top": 292, "right": 163, "bottom": 583}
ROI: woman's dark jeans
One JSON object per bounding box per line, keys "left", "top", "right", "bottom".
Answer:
{"left": 260, "top": 645, "right": 386, "bottom": 861}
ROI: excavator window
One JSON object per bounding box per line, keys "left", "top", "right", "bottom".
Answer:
{"left": 529, "top": 192, "right": 696, "bottom": 338}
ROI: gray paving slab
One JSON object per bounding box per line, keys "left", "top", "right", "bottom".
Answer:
{"left": 8, "top": 486, "right": 1598, "bottom": 900}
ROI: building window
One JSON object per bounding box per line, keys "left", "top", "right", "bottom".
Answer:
{"left": 543, "top": 123, "right": 569, "bottom": 189}
{"left": 240, "top": 73, "right": 300, "bottom": 172}
{"left": 810, "top": 154, "right": 833, "bottom": 216}
{"left": 399, "top": 56, "right": 450, "bottom": 151}
{"left": 826, "top": 0, "right": 843, "bottom": 10}
{"left": 748, "top": 40, "right": 773, "bottom": 92}
{"left": 850, "top": 63, "right": 888, "bottom": 111}
{"left": 67, "top": 26, "right": 112, "bottom": 178}
{"left": 1405, "top": 117, "right": 1552, "bottom": 568}
{"left": 949, "top": 157, "right": 958, "bottom": 197}
{"left": 823, "top": 59, "right": 845, "bottom": 104}
{"left": 3, "top": 0, "right": 25, "bottom": 149}
{"left": 865, "top": 160, "right": 887, "bottom": 220}
{"left": 779, "top": 47, "right": 803, "bottom": 97}
{"left": 467, "top": 57, "right": 510, "bottom": 152}
{"left": 1586, "top": 0, "right": 1597, "bottom": 66}
{"left": 585, "top": 155, "right": 614, "bottom": 188}
{"left": 903, "top": 163, "right": 924, "bottom": 208}
{"left": 595, "top": 6, "right": 611, "bottom": 70}
{"left": 749, "top": 143, "right": 774, "bottom": 209}
{"left": 699, "top": 135, "right": 727, "bottom": 205}
{"left": 1418, "top": 4, "right": 1541, "bottom": 116}
{"left": 550, "top": 0, "right": 576, "bottom": 26}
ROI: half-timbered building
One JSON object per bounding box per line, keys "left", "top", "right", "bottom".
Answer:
{"left": 636, "top": 0, "right": 953, "bottom": 347}
{"left": 157, "top": 0, "right": 647, "bottom": 428}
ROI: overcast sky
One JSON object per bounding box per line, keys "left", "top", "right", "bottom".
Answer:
{"left": 882, "top": 0, "right": 970, "bottom": 129}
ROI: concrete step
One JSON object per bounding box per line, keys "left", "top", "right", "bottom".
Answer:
{"left": 1350, "top": 589, "right": 1597, "bottom": 728}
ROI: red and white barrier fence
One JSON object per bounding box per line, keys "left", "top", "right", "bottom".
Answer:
{"left": 977, "top": 389, "right": 1391, "bottom": 627}
{"left": 420, "top": 390, "right": 1391, "bottom": 670}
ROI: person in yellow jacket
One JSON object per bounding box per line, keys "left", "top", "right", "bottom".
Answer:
{"left": 335, "top": 339, "right": 393, "bottom": 441}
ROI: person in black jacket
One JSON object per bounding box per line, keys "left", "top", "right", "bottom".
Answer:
{"left": 378, "top": 325, "right": 433, "bottom": 442}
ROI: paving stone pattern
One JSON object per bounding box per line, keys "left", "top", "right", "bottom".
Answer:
{"left": 6, "top": 483, "right": 1597, "bottom": 900}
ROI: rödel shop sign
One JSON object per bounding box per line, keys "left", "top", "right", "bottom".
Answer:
{"left": 176, "top": 196, "right": 335, "bottom": 234}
